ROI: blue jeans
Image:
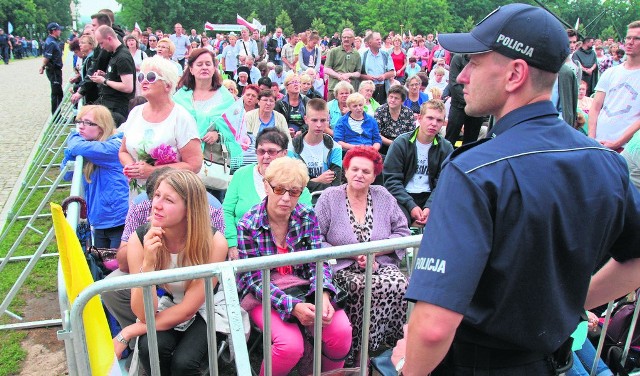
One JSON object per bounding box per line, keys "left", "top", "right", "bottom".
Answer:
{"left": 93, "top": 225, "right": 124, "bottom": 249}
{"left": 567, "top": 338, "right": 612, "bottom": 376}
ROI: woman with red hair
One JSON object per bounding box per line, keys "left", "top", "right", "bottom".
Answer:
{"left": 314, "top": 146, "right": 410, "bottom": 366}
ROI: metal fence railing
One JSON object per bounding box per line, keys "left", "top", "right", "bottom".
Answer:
{"left": 60, "top": 235, "right": 423, "bottom": 376}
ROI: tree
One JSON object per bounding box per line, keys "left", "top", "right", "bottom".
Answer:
{"left": 0, "top": 0, "right": 70, "bottom": 38}
{"left": 311, "top": 17, "right": 327, "bottom": 37}
{"left": 461, "top": 16, "right": 475, "bottom": 32}
{"left": 337, "top": 19, "right": 355, "bottom": 35}
{"left": 274, "top": 10, "right": 294, "bottom": 36}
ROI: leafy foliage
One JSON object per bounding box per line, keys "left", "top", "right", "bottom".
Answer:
{"left": 275, "top": 10, "right": 294, "bottom": 37}
{"left": 311, "top": 17, "right": 327, "bottom": 38}
{"left": 0, "top": 0, "right": 71, "bottom": 38}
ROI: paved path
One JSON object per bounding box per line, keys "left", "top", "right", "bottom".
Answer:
{"left": 0, "top": 56, "right": 73, "bottom": 228}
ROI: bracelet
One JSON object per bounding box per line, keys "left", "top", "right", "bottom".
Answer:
{"left": 115, "top": 332, "right": 129, "bottom": 345}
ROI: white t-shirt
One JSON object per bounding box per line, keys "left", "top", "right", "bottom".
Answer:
{"left": 299, "top": 141, "right": 327, "bottom": 178}
{"left": 594, "top": 64, "right": 640, "bottom": 143}
{"left": 132, "top": 49, "right": 147, "bottom": 71}
{"left": 122, "top": 103, "right": 200, "bottom": 163}
{"left": 405, "top": 141, "right": 432, "bottom": 194}
{"left": 348, "top": 117, "right": 364, "bottom": 134}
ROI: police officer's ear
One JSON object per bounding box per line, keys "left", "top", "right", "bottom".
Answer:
{"left": 504, "top": 58, "right": 529, "bottom": 93}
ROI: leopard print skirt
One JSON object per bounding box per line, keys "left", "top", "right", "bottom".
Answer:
{"left": 333, "top": 263, "right": 408, "bottom": 355}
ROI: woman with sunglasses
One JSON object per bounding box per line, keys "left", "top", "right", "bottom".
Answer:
{"left": 223, "top": 128, "right": 311, "bottom": 260}
{"left": 173, "top": 48, "right": 242, "bottom": 173}
{"left": 119, "top": 56, "right": 202, "bottom": 190}
{"left": 237, "top": 157, "right": 352, "bottom": 376}
{"left": 62, "top": 105, "right": 129, "bottom": 248}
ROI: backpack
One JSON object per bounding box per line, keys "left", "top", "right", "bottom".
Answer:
{"left": 602, "top": 294, "right": 640, "bottom": 375}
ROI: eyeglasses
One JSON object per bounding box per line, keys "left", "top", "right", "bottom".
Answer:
{"left": 625, "top": 36, "right": 640, "bottom": 43}
{"left": 287, "top": 80, "right": 300, "bottom": 85}
{"left": 256, "top": 148, "right": 283, "bottom": 157}
{"left": 75, "top": 119, "right": 99, "bottom": 127}
{"left": 137, "top": 71, "right": 166, "bottom": 84}
{"left": 267, "top": 181, "right": 303, "bottom": 197}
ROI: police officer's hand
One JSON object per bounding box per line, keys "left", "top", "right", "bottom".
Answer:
{"left": 392, "top": 325, "right": 409, "bottom": 369}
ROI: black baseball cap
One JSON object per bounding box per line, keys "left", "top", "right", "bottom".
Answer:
{"left": 47, "top": 22, "right": 63, "bottom": 32}
{"left": 438, "top": 3, "right": 569, "bottom": 73}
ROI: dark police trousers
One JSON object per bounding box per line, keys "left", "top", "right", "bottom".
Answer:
{"left": 46, "top": 67, "right": 63, "bottom": 114}
{"left": 431, "top": 342, "right": 561, "bottom": 376}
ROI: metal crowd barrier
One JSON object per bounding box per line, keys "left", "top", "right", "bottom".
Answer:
{"left": 57, "top": 155, "right": 84, "bottom": 376}
{"left": 61, "top": 235, "right": 423, "bottom": 376}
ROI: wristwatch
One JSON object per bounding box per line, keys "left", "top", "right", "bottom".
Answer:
{"left": 115, "top": 332, "right": 129, "bottom": 345}
{"left": 396, "top": 357, "right": 405, "bottom": 375}
{"left": 103, "top": 78, "right": 109, "bottom": 86}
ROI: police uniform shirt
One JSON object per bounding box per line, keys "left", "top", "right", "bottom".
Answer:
{"left": 405, "top": 101, "right": 640, "bottom": 354}
{"left": 101, "top": 44, "right": 135, "bottom": 105}
{"left": 43, "top": 35, "right": 63, "bottom": 69}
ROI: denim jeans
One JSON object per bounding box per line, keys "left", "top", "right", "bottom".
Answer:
{"left": 567, "top": 338, "right": 612, "bottom": 376}
{"left": 93, "top": 225, "right": 124, "bottom": 249}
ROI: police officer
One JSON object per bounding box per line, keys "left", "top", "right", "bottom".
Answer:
{"left": 391, "top": 4, "right": 640, "bottom": 375}
{"left": 40, "top": 22, "right": 64, "bottom": 114}
{"left": 0, "top": 28, "right": 12, "bottom": 64}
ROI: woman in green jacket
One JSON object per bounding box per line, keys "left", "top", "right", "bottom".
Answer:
{"left": 173, "top": 48, "right": 241, "bottom": 165}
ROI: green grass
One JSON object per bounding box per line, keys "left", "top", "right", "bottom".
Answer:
{"left": 0, "top": 117, "right": 72, "bottom": 376}
{"left": 0, "top": 331, "right": 27, "bottom": 376}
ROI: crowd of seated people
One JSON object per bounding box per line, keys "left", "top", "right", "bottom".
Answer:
{"left": 63, "top": 12, "right": 637, "bottom": 373}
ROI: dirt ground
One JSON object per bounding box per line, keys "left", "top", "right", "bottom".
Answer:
{"left": 19, "top": 291, "right": 67, "bottom": 376}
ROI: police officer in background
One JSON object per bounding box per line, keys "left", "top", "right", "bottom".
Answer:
{"left": 0, "top": 28, "right": 12, "bottom": 64}
{"left": 391, "top": 4, "right": 640, "bottom": 375}
{"left": 39, "top": 22, "right": 64, "bottom": 114}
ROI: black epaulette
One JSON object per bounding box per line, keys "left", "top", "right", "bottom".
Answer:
{"left": 449, "top": 138, "right": 492, "bottom": 161}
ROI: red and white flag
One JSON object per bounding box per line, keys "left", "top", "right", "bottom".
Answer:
{"left": 134, "top": 22, "right": 141, "bottom": 32}
{"left": 205, "top": 22, "right": 215, "bottom": 31}
{"left": 236, "top": 14, "right": 255, "bottom": 31}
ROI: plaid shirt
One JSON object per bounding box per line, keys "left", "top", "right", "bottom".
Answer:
{"left": 236, "top": 199, "right": 336, "bottom": 320}
{"left": 121, "top": 200, "right": 225, "bottom": 242}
